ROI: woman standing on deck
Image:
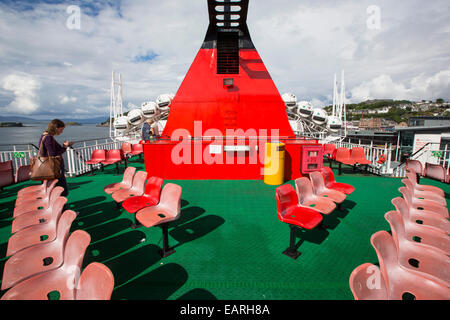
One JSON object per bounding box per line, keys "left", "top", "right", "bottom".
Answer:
{"left": 39, "top": 119, "right": 73, "bottom": 197}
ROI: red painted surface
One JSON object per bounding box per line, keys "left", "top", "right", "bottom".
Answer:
{"left": 161, "top": 49, "right": 294, "bottom": 139}
{"left": 144, "top": 46, "right": 321, "bottom": 180}
{"left": 144, "top": 138, "right": 318, "bottom": 180}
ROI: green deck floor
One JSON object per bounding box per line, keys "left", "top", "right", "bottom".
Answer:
{"left": 1, "top": 158, "right": 449, "bottom": 300}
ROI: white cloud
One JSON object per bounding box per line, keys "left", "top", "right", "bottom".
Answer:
{"left": 1, "top": 72, "right": 41, "bottom": 114}
{"left": 350, "top": 69, "right": 450, "bottom": 102}
{"left": 0, "top": 0, "right": 449, "bottom": 118}
{"left": 59, "top": 95, "right": 77, "bottom": 104}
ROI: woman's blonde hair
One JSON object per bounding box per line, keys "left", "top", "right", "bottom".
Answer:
{"left": 45, "top": 119, "right": 65, "bottom": 136}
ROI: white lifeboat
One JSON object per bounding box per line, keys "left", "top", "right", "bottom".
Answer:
{"left": 297, "top": 101, "right": 313, "bottom": 118}
{"left": 311, "top": 109, "right": 328, "bottom": 125}
{"left": 326, "top": 116, "right": 342, "bottom": 132}
{"left": 281, "top": 93, "right": 298, "bottom": 111}
{"left": 156, "top": 94, "right": 172, "bottom": 112}
{"left": 141, "top": 101, "right": 157, "bottom": 118}
{"left": 127, "top": 109, "right": 144, "bottom": 126}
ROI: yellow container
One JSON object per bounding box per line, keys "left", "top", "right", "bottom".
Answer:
{"left": 263, "top": 142, "right": 285, "bottom": 185}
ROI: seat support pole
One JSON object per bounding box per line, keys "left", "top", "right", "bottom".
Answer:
{"left": 282, "top": 225, "right": 300, "bottom": 260}
{"left": 160, "top": 223, "right": 175, "bottom": 258}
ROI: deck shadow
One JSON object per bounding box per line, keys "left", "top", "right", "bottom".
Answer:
{"left": 170, "top": 215, "right": 225, "bottom": 249}
{"left": 294, "top": 225, "right": 329, "bottom": 248}
{"left": 177, "top": 288, "right": 217, "bottom": 300}
{"left": 104, "top": 243, "right": 163, "bottom": 289}
{"left": 112, "top": 263, "right": 188, "bottom": 300}
{"left": 74, "top": 203, "right": 122, "bottom": 229}
{"left": 168, "top": 206, "right": 206, "bottom": 229}
{"left": 68, "top": 196, "right": 107, "bottom": 211}
{"left": 83, "top": 230, "right": 147, "bottom": 265}
{"left": 78, "top": 218, "right": 132, "bottom": 243}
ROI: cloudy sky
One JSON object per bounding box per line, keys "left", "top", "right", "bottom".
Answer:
{"left": 0, "top": 0, "right": 449, "bottom": 119}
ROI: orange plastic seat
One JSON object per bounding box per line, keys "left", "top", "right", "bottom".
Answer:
{"left": 129, "top": 143, "right": 144, "bottom": 157}
{"left": 7, "top": 201, "right": 75, "bottom": 257}
{"left": 75, "top": 262, "right": 114, "bottom": 300}
{"left": 402, "top": 178, "right": 446, "bottom": 207}
{"left": 294, "top": 177, "right": 336, "bottom": 214}
{"left": 1, "top": 210, "right": 77, "bottom": 290}
{"left": 0, "top": 160, "right": 15, "bottom": 189}
{"left": 371, "top": 231, "right": 450, "bottom": 300}
{"left": 136, "top": 183, "right": 182, "bottom": 257}
{"left": 323, "top": 144, "right": 336, "bottom": 157}
{"left": 399, "top": 185, "right": 449, "bottom": 219}
{"left": 13, "top": 186, "right": 64, "bottom": 219}
{"left": 121, "top": 142, "right": 132, "bottom": 157}
{"left": 424, "top": 163, "right": 446, "bottom": 183}
{"left": 350, "top": 147, "right": 372, "bottom": 165}
{"left": 104, "top": 166, "right": 136, "bottom": 195}
{"left": 393, "top": 196, "right": 450, "bottom": 234}
{"left": 111, "top": 170, "right": 148, "bottom": 203}
{"left": 384, "top": 210, "right": 450, "bottom": 286}
{"left": 122, "top": 176, "right": 163, "bottom": 213}
{"left": 335, "top": 148, "right": 356, "bottom": 166}
{"left": 389, "top": 199, "right": 450, "bottom": 255}
{"left": 85, "top": 149, "right": 106, "bottom": 175}
{"left": 16, "top": 165, "right": 31, "bottom": 183}
{"left": 16, "top": 179, "right": 57, "bottom": 204}
{"left": 320, "top": 167, "right": 355, "bottom": 195}
{"left": 12, "top": 196, "right": 67, "bottom": 234}
{"left": 406, "top": 159, "right": 423, "bottom": 176}
{"left": 349, "top": 263, "right": 388, "bottom": 300}
{"left": 17, "top": 179, "right": 55, "bottom": 199}
{"left": 309, "top": 171, "right": 346, "bottom": 205}
{"left": 101, "top": 149, "right": 124, "bottom": 174}
{"left": 275, "top": 184, "right": 323, "bottom": 259}
{"left": 1, "top": 230, "right": 91, "bottom": 300}
{"left": 406, "top": 169, "right": 445, "bottom": 197}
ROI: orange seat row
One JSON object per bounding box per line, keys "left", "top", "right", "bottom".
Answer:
{"left": 349, "top": 168, "right": 450, "bottom": 300}
{"left": 1, "top": 180, "right": 114, "bottom": 300}
{"left": 275, "top": 167, "right": 355, "bottom": 259}
{"left": 104, "top": 166, "right": 182, "bottom": 258}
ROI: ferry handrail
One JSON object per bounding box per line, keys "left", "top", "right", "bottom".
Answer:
{"left": 392, "top": 142, "right": 434, "bottom": 170}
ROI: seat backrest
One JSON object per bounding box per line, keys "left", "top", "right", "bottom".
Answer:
{"left": 144, "top": 176, "right": 164, "bottom": 199}
{"left": 159, "top": 183, "right": 182, "bottom": 216}
{"left": 121, "top": 166, "right": 137, "bottom": 185}
{"left": 391, "top": 197, "right": 411, "bottom": 222}
{"left": 349, "top": 263, "right": 388, "bottom": 300}
{"left": 294, "top": 177, "right": 315, "bottom": 204}
{"left": 406, "top": 159, "right": 423, "bottom": 176}
{"left": 76, "top": 263, "right": 114, "bottom": 300}
{"left": 402, "top": 178, "right": 415, "bottom": 193}
{"left": 132, "top": 143, "right": 144, "bottom": 152}
{"left": 106, "top": 149, "right": 123, "bottom": 161}
{"left": 370, "top": 231, "right": 450, "bottom": 300}
{"left": 62, "top": 229, "right": 91, "bottom": 273}
{"left": 377, "top": 154, "right": 387, "bottom": 164}
{"left": 335, "top": 148, "right": 351, "bottom": 161}
{"left": 309, "top": 171, "right": 326, "bottom": 194}
{"left": 398, "top": 186, "right": 413, "bottom": 206}
{"left": 121, "top": 143, "right": 132, "bottom": 153}
{"left": 275, "top": 184, "right": 298, "bottom": 217}
{"left": 49, "top": 186, "right": 65, "bottom": 204}
{"left": 351, "top": 147, "right": 367, "bottom": 160}
{"left": 16, "top": 165, "right": 31, "bottom": 183}
{"left": 130, "top": 171, "right": 148, "bottom": 192}
{"left": 424, "top": 163, "right": 446, "bottom": 182}
{"left": 381, "top": 213, "right": 450, "bottom": 289}
{"left": 51, "top": 197, "right": 68, "bottom": 221}
{"left": 323, "top": 144, "right": 336, "bottom": 156}
{"left": 0, "top": 160, "right": 15, "bottom": 188}
{"left": 91, "top": 149, "right": 106, "bottom": 161}
{"left": 321, "top": 166, "right": 335, "bottom": 185}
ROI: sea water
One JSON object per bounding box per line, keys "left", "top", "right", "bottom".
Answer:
{"left": 0, "top": 124, "right": 110, "bottom": 151}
